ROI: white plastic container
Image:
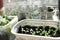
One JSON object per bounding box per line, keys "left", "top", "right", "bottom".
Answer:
{"left": 0, "top": 16, "right": 18, "bottom": 29}
{"left": 11, "top": 19, "right": 60, "bottom": 40}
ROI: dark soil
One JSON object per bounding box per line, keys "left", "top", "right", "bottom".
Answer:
{"left": 18, "top": 25, "right": 60, "bottom": 37}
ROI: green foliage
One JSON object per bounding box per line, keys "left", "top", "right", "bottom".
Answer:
{"left": 0, "top": 15, "right": 14, "bottom": 26}
{"left": 18, "top": 25, "right": 60, "bottom": 37}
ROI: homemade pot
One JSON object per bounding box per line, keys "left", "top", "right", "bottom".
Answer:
{"left": 11, "top": 19, "right": 60, "bottom": 40}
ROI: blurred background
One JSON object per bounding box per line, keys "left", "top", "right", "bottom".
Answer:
{"left": 3, "top": 0, "right": 58, "bottom": 20}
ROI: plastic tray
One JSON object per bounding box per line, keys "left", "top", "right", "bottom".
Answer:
{"left": 11, "top": 19, "right": 60, "bottom": 40}
{"left": 0, "top": 16, "right": 18, "bottom": 29}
